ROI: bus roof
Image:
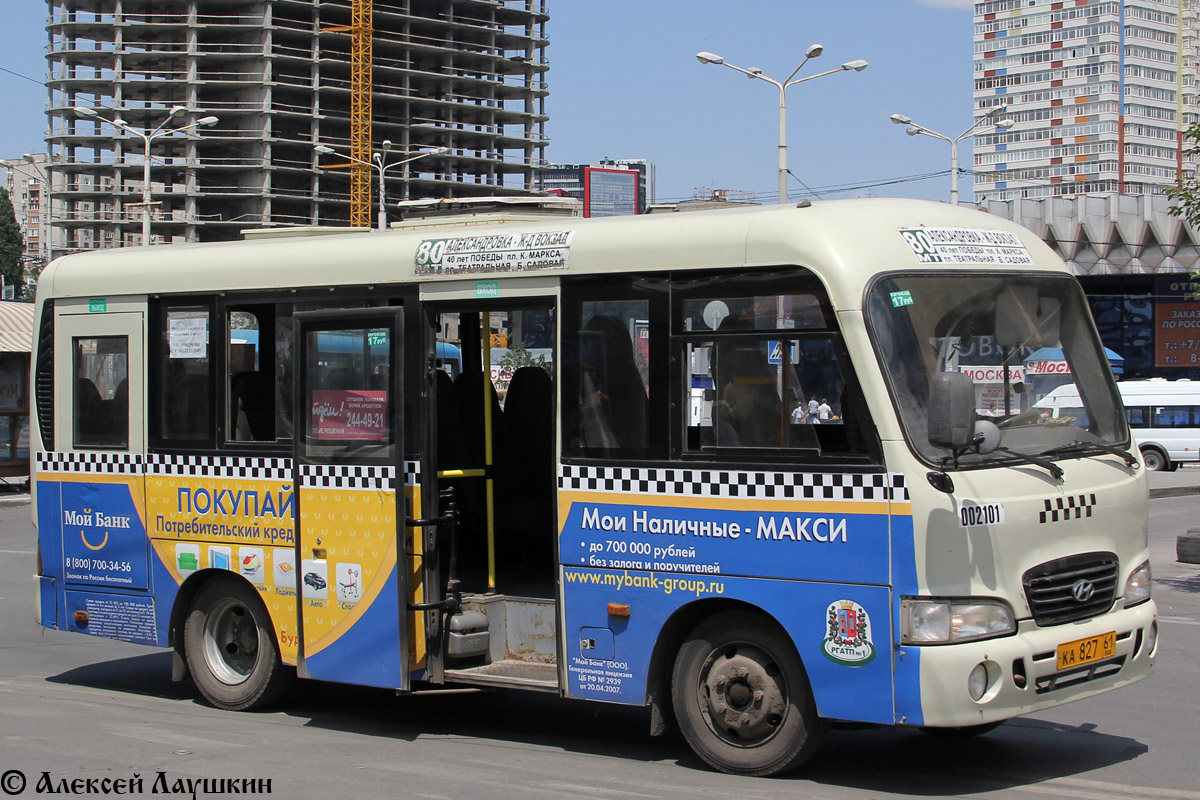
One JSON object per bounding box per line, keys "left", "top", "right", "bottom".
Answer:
{"left": 1116, "top": 379, "right": 1200, "bottom": 398}
{"left": 36, "top": 198, "right": 1067, "bottom": 313}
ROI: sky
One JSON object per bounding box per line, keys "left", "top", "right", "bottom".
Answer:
{"left": 0, "top": 0, "right": 975, "bottom": 205}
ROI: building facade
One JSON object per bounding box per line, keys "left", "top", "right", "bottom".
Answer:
{"left": 973, "top": 0, "right": 1200, "bottom": 202}
{"left": 46, "top": 0, "right": 549, "bottom": 254}
{"left": 0, "top": 154, "right": 51, "bottom": 288}
{"left": 542, "top": 158, "right": 656, "bottom": 215}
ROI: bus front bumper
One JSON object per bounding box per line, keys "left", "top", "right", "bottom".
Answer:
{"left": 909, "top": 599, "right": 1157, "bottom": 728}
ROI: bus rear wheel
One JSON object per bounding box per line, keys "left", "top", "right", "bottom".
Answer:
{"left": 184, "top": 575, "right": 292, "bottom": 711}
{"left": 671, "top": 611, "right": 826, "bottom": 777}
{"left": 1140, "top": 447, "right": 1168, "bottom": 472}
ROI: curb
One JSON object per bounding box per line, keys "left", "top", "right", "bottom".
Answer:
{"left": 1149, "top": 486, "right": 1200, "bottom": 499}
{"left": 1180, "top": 532, "right": 1200, "bottom": 564}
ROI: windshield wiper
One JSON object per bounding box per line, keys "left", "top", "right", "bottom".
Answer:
{"left": 942, "top": 445, "right": 1063, "bottom": 481}
{"left": 1040, "top": 440, "right": 1138, "bottom": 469}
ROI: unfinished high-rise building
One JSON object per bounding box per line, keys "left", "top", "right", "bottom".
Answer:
{"left": 45, "top": 0, "right": 549, "bottom": 252}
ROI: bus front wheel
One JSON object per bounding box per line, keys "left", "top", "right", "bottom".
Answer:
{"left": 671, "top": 610, "right": 826, "bottom": 777}
{"left": 1140, "top": 447, "right": 1168, "bottom": 472}
{"left": 184, "top": 574, "right": 292, "bottom": 711}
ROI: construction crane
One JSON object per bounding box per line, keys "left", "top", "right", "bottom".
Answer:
{"left": 324, "top": 0, "right": 373, "bottom": 228}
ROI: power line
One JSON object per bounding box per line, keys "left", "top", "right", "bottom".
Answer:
{"left": 0, "top": 65, "right": 43, "bottom": 86}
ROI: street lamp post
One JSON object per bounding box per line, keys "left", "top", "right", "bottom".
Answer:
{"left": 697, "top": 46, "right": 868, "bottom": 203}
{"left": 73, "top": 106, "right": 218, "bottom": 245}
{"left": 314, "top": 142, "right": 448, "bottom": 230}
{"left": 889, "top": 106, "right": 1014, "bottom": 205}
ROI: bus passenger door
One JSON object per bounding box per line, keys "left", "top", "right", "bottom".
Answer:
{"left": 293, "top": 308, "right": 409, "bottom": 690}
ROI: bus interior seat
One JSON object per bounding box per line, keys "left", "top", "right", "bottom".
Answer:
{"left": 500, "top": 365, "right": 553, "bottom": 504}
{"left": 230, "top": 371, "right": 274, "bottom": 441}
{"left": 496, "top": 365, "right": 556, "bottom": 589}
{"left": 435, "top": 369, "right": 457, "bottom": 471}
{"left": 583, "top": 315, "right": 647, "bottom": 450}
{"left": 716, "top": 340, "right": 782, "bottom": 447}
{"left": 110, "top": 378, "right": 129, "bottom": 438}
{"left": 75, "top": 378, "right": 105, "bottom": 439}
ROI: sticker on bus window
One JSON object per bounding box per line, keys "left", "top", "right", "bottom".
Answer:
{"left": 311, "top": 390, "right": 388, "bottom": 441}
{"left": 168, "top": 316, "right": 208, "bottom": 359}
{"left": 890, "top": 290, "right": 914, "bottom": 308}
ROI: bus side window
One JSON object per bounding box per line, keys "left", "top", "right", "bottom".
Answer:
{"left": 676, "top": 276, "right": 877, "bottom": 462}
{"left": 154, "top": 304, "right": 213, "bottom": 446}
{"left": 228, "top": 305, "right": 285, "bottom": 442}
{"left": 74, "top": 336, "right": 128, "bottom": 449}
{"left": 563, "top": 300, "right": 652, "bottom": 458}
{"left": 1126, "top": 406, "right": 1147, "bottom": 428}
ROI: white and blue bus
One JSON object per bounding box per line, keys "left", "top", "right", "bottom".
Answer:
{"left": 32, "top": 199, "right": 1156, "bottom": 776}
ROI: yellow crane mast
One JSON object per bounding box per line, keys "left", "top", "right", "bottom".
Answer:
{"left": 325, "top": 0, "right": 373, "bottom": 228}
{"left": 349, "top": 0, "right": 373, "bottom": 229}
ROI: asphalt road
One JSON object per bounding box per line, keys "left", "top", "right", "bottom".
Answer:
{"left": 1, "top": 497, "right": 1198, "bottom": 800}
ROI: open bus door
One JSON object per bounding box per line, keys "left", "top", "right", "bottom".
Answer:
{"left": 293, "top": 308, "right": 410, "bottom": 690}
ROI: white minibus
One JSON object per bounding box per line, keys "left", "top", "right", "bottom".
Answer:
{"left": 1037, "top": 379, "right": 1200, "bottom": 471}
{"left": 32, "top": 198, "right": 1157, "bottom": 776}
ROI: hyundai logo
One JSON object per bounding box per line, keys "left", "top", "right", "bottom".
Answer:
{"left": 1071, "top": 579, "right": 1096, "bottom": 603}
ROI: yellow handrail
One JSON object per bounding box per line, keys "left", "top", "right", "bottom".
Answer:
{"left": 482, "top": 311, "right": 496, "bottom": 592}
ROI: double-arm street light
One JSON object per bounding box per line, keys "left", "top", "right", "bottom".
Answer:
{"left": 74, "top": 105, "right": 218, "bottom": 245}
{"left": 889, "top": 105, "right": 1014, "bottom": 205}
{"left": 697, "top": 46, "right": 868, "bottom": 203}
{"left": 314, "top": 141, "right": 449, "bottom": 231}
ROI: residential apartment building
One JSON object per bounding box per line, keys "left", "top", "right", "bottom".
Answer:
{"left": 973, "top": 0, "right": 1200, "bottom": 202}
{"left": 0, "top": 154, "right": 52, "bottom": 281}
{"left": 46, "top": 0, "right": 549, "bottom": 254}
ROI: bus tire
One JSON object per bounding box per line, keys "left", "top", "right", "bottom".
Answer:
{"left": 184, "top": 574, "right": 292, "bottom": 711}
{"left": 1140, "top": 447, "right": 1168, "bottom": 472}
{"left": 671, "top": 610, "right": 826, "bottom": 777}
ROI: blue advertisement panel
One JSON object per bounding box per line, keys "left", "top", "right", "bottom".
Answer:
{"left": 558, "top": 499, "right": 891, "bottom": 586}
{"left": 59, "top": 481, "right": 149, "bottom": 590}
{"left": 64, "top": 590, "right": 158, "bottom": 646}
{"left": 561, "top": 568, "right": 895, "bottom": 724}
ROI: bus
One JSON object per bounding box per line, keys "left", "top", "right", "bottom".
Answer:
{"left": 1037, "top": 378, "right": 1200, "bottom": 471}
{"left": 31, "top": 199, "right": 1156, "bottom": 777}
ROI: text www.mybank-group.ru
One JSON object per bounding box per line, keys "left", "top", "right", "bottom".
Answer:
{"left": 563, "top": 569, "right": 724, "bottom": 597}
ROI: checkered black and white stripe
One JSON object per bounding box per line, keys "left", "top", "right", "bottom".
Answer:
{"left": 403, "top": 460, "right": 421, "bottom": 488}
{"left": 558, "top": 465, "right": 908, "bottom": 503}
{"left": 36, "top": 451, "right": 143, "bottom": 475}
{"left": 146, "top": 454, "right": 293, "bottom": 481}
{"left": 1040, "top": 493, "right": 1097, "bottom": 524}
{"left": 299, "top": 464, "right": 397, "bottom": 491}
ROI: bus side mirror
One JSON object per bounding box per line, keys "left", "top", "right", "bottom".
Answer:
{"left": 928, "top": 371, "right": 976, "bottom": 450}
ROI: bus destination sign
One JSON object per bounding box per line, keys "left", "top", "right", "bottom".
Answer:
{"left": 414, "top": 231, "right": 576, "bottom": 275}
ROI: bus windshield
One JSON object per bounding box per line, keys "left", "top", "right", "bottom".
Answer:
{"left": 866, "top": 272, "right": 1128, "bottom": 467}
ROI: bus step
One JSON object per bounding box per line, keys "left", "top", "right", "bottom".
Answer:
{"left": 443, "top": 660, "right": 559, "bottom": 693}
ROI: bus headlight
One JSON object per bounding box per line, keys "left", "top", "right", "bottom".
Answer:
{"left": 1123, "top": 561, "right": 1152, "bottom": 608}
{"left": 902, "top": 598, "right": 1016, "bottom": 644}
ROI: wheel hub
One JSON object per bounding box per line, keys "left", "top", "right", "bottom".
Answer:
{"left": 204, "top": 599, "right": 259, "bottom": 686}
{"left": 701, "top": 650, "right": 787, "bottom": 745}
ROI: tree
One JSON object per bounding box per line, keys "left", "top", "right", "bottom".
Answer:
{"left": 1167, "top": 122, "right": 1200, "bottom": 229}
{"left": 498, "top": 341, "right": 550, "bottom": 374}
{"left": 0, "top": 188, "right": 25, "bottom": 300}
